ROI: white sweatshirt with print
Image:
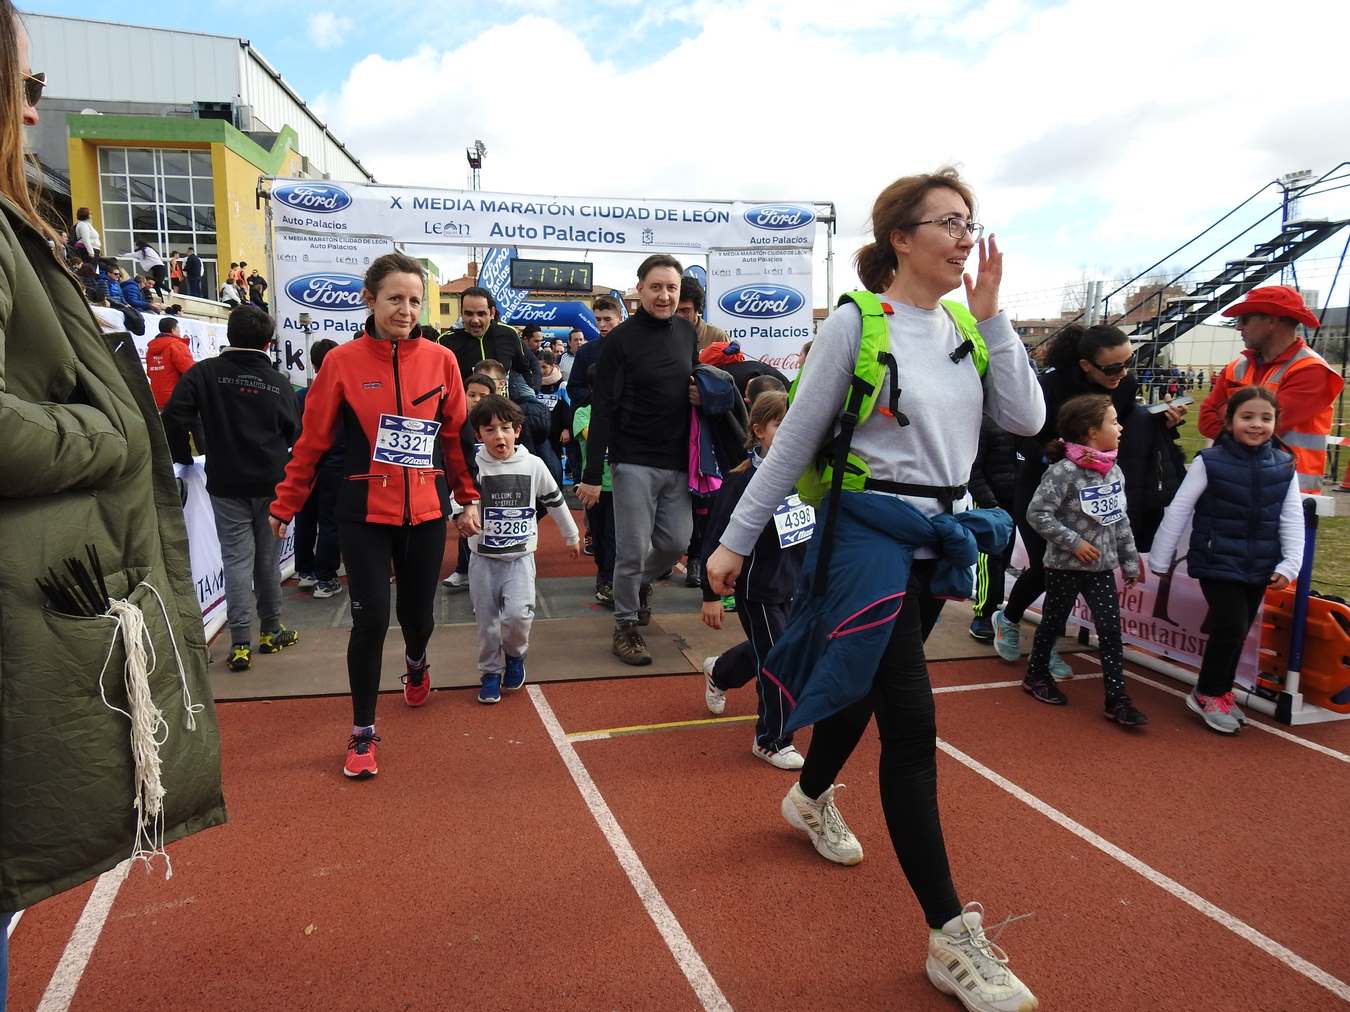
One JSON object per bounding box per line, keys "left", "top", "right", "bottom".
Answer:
{"left": 470, "top": 445, "right": 579, "bottom": 560}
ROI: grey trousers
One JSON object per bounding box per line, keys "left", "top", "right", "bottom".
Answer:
{"left": 469, "top": 552, "right": 536, "bottom": 674}
{"left": 610, "top": 463, "right": 692, "bottom": 625}
{"left": 211, "top": 494, "right": 283, "bottom": 645}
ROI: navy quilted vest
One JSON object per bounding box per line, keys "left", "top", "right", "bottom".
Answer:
{"left": 1187, "top": 436, "right": 1294, "bottom": 583}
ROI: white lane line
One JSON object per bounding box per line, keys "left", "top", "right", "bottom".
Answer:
{"left": 527, "top": 685, "right": 731, "bottom": 1011}
{"left": 933, "top": 675, "right": 1100, "bottom": 695}
{"left": 936, "top": 739, "right": 1350, "bottom": 1004}
{"left": 37, "top": 860, "right": 131, "bottom": 1012}
{"left": 1074, "top": 655, "right": 1350, "bottom": 764}
{"left": 5, "top": 909, "right": 20, "bottom": 936}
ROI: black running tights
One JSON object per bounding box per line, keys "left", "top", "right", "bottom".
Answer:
{"left": 340, "top": 518, "right": 446, "bottom": 727}
{"left": 798, "top": 560, "right": 960, "bottom": 929}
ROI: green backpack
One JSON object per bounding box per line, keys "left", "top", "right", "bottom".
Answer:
{"left": 789, "top": 290, "right": 988, "bottom": 594}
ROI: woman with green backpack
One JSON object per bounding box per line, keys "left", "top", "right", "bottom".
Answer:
{"left": 707, "top": 167, "right": 1045, "bottom": 1012}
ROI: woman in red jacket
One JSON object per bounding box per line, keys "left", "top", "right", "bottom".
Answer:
{"left": 271, "top": 253, "right": 479, "bottom": 779}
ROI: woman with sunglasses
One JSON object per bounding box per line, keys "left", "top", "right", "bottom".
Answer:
{"left": 993, "top": 323, "right": 1187, "bottom": 667}
{"left": 0, "top": 4, "right": 223, "bottom": 1004}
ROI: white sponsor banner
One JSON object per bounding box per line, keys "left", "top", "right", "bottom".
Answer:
{"left": 272, "top": 228, "right": 396, "bottom": 386}
{"left": 92, "top": 305, "right": 229, "bottom": 364}
{"left": 269, "top": 179, "right": 819, "bottom": 253}
{"left": 1012, "top": 536, "right": 1260, "bottom": 688}
{"left": 176, "top": 460, "right": 295, "bottom": 639}
{"left": 705, "top": 249, "right": 814, "bottom": 376}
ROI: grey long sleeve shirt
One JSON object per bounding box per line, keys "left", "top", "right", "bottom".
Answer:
{"left": 720, "top": 301, "right": 1045, "bottom": 557}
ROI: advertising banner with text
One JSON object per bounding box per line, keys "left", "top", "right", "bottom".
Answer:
{"left": 272, "top": 227, "right": 396, "bottom": 386}
{"left": 1012, "top": 537, "right": 1261, "bottom": 688}
{"left": 705, "top": 249, "right": 814, "bottom": 376}
{"left": 269, "top": 179, "right": 819, "bottom": 254}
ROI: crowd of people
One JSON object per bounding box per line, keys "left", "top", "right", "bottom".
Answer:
{"left": 2, "top": 2, "right": 1345, "bottom": 1002}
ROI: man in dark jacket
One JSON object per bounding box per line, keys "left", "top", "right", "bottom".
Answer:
{"left": 577, "top": 256, "right": 699, "bottom": 666}
{"left": 566, "top": 293, "right": 623, "bottom": 406}
{"left": 163, "top": 306, "right": 302, "bottom": 671}
{"left": 440, "top": 286, "right": 533, "bottom": 386}
{"left": 967, "top": 415, "right": 1019, "bottom": 641}
{"left": 184, "top": 247, "right": 204, "bottom": 297}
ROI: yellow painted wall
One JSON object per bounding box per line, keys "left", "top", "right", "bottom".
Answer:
{"left": 66, "top": 138, "right": 100, "bottom": 231}
{"left": 419, "top": 258, "right": 442, "bottom": 327}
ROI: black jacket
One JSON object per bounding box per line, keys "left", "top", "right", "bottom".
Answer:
{"left": 968, "top": 415, "right": 1019, "bottom": 510}
{"left": 440, "top": 321, "right": 531, "bottom": 386}
{"left": 722, "top": 359, "right": 789, "bottom": 399}
{"left": 163, "top": 348, "right": 300, "bottom": 498}
{"left": 583, "top": 309, "right": 699, "bottom": 484}
{"left": 184, "top": 253, "right": 203, "bottom": 278}
{"left": 701, "top": 462, "right": 805, "bottom": 605}
{"left": 566, "top": 336, "right": 604, "bottom": 406}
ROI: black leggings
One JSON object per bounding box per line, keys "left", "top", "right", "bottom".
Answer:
{"left": 1030, "top": 569, "right": 1125, "bottom": 699}
{"left": 798, "top": 560, "right": 959, "bottom": 929}
{"left": 1003, "top": 504, "right": 1046, "bottom": 623}
{"left": 339, "top": 518, "right": 446, "bottom": 727}
{"left": 1197, "top": 579, "right": 1266, "bottom": 696}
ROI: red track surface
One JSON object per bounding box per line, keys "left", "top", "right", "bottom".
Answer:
{"left": 9, "top": 653, "right": 1350, "bottom": 1010}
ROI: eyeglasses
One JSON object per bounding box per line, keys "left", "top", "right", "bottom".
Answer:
{"left": 21, "top": 71, "right": 45, "bottom": 108}
{"left": 1092, "top": 352, "right": 1136, "bottom": 376}
{"left": 907, "top": 215, "right": 984, "bottom": 241}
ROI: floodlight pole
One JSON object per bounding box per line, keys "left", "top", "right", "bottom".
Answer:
{"left": 466, "top": 140, "right": 486, "bottom": 272}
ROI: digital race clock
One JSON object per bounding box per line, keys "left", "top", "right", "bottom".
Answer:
{"left": 510, "top": 258, "right": 594, "bottom": 293}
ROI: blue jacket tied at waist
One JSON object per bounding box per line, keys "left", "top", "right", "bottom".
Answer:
{"left": 762, "top": 492, "right": 1011, "bottom": 734}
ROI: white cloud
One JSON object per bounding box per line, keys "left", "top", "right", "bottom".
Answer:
{"left": 308, "top": 12, "right": 353, "bottom": 50}
{"left": 311, "top": 1, "right": 1350, "bottom": 316}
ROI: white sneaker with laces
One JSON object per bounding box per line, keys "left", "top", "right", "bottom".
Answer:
{"left": 296, "top": 573, "right": 317, "bottom": 590}
{"left": 926, "top": 901, "right": 1038, "bottom": 1012}
{"left": 702, "top": 657, "right": 725, "bottom": 715}
{"left": 442, "top": 571, "right": 468, "bottom": 590}
{"left": 780, "top": 782, "right": 863, "bottom": 865}
{"left": 753, "top": 742, "right": 804, "bottom": 770}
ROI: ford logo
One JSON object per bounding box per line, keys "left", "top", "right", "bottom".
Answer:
{"left": 718, "top": 285, "right": 806, "bottom": 320}
{"left": 284, "top": 273, "right": 366, "bottom": 312}
{"left": 401, "top": 420, "right": 430, "bottom": 432}
{"left": 273, "top": 182, "right": 353, "bottom": 214}
{"left": 743, "top": 205, "right": 816, "bottom": 230}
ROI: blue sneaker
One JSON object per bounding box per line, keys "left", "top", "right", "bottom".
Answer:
{"left": 1048, "top": 649, "right": 1073, "bottom": 680}
{"left": 991, "top": 610, "right": 1021, "bottom": 663}
{"left": 504, "top": 654, "right": 526, "bottom": 691}
{"left": 968, "top": 615, "right": 994, "bottom": 642}
{"left": 478, "top": 673, "right": 502, "bottom": 704}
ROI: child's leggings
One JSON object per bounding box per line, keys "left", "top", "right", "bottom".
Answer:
{"left": 1028, "top": 568, "right": 1125, "bottom": 699}
{"left": 1196, "top": 579, "right": 1266, "bottom": 696}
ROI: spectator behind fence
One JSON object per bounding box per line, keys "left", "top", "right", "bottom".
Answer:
{"left": 146, "top": 316, "right": 195, "bottom": 409}
{"left": 0, "top": 8, "right": 225, "bottom": 998}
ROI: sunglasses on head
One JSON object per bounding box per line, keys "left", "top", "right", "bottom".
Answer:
{"left": 1092, "top": 352, "right": 1135, "bottom": 376}
{"left": 22, "top": 71, "right": 45, "bottom": 108}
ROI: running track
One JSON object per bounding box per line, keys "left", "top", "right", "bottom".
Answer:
{"left": 7, "top": 653, "right": 1350, "bottom": 1010}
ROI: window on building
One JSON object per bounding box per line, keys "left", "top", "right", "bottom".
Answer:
{"left": 98, "top": 146, "right": 220, "bottom": 297}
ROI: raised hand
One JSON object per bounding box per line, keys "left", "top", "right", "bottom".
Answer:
{"left": 962, "top": 234, "right": 1002, "bottom": 322}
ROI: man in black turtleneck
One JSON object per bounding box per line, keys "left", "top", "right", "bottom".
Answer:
{"left": 577, "top": 254, "right": 699, "bottom": 665}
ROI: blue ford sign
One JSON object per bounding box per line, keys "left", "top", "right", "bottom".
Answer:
{"left": 273, "top": 182, "right": 353, "bottom": 214}
{"left": 743, "top": 205, "right": 816, "bottom": 230}
{"left": 285, "top": 273, "right": 366, "bottom": 311}
{"left": 718, "top": 285, "right": 806, "bottom": 320}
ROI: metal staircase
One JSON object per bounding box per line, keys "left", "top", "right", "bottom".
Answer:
{"left": 1132, "top": 216, "right": 1349, "bottom": 365}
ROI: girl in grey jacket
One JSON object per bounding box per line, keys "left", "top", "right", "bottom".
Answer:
{"left": 1025, "top": 394, "right": 1147, "bottom": 725}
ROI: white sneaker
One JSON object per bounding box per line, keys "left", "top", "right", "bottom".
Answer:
{"left": 702, "top": 657, "right": 726, "bottom": 715}
{"left": 442, "top": 571, "right": 468, "bottom": 590}
{"left": 926, "top": 902, "right": 1038, "bottom": 1012}
{"left": 296, "top": 573, "right": 317, "bottom": 590}
{"left": 1186, "top": 690, "right": 1240, "bottom": 735}
{"left": 753, "top": 741, "right": 804, "bottom": 770}
{"left": 780, "top": 782, "right": 863, "bottom": 865}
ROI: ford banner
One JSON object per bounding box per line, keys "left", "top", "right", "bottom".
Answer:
{"left": 705, "top": 249, "right": 815, "bottom": 375}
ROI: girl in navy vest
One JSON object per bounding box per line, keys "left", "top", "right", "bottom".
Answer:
{"left": 1148, "top": 388, "right": 1303, "bottom": 735}
{"left": 699, "top": 391, "right": 810, "bottom": 769}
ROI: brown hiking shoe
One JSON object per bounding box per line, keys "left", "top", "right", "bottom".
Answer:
{"left": 638, "top": 583, "right": 653, "bottom": 627}
{"left": 612, "top": 623, "right": 652, "bottom": 666}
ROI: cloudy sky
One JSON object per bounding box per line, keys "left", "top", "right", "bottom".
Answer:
{"left": 31, "top": 0, "right": 1350, "bottom": 317}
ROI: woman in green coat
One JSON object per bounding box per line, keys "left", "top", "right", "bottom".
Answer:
{"left": 0, "top": 2, "right": 225, "bottom": 979}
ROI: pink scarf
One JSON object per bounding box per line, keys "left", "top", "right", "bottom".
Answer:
{"left": 1064, "top": 441, "right": 1117, "bottom": 475}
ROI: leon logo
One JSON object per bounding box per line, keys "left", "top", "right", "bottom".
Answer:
{"left": 743, "top": 205, "right": 815, "bottom": 231}
{"left": 285, "top": 273, "right": 365, "bottom": 311}
{"left": 718, "top": 285, "right": 805, "bottom": 320}
{"left": 273, "top": 182, "right": 353, "bottom": 214}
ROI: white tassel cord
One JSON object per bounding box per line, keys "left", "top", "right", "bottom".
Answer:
{"left": 91, "top": 577, "right": 204, "bottom": 879}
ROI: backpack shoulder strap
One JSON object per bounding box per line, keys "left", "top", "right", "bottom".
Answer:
{"left": 939, "top": 300, "right": 988, "bottom": 376}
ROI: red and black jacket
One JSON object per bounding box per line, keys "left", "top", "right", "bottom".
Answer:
{"left": 272, "top": 321, "right": 476, "bottom": 526}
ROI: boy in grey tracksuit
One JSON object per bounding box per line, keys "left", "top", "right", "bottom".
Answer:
{"left": 1025, "top": 454, "right": 1145, "bottom": 724}
{"left": 468, "top": 396, "right": 580, "bottom": 703}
